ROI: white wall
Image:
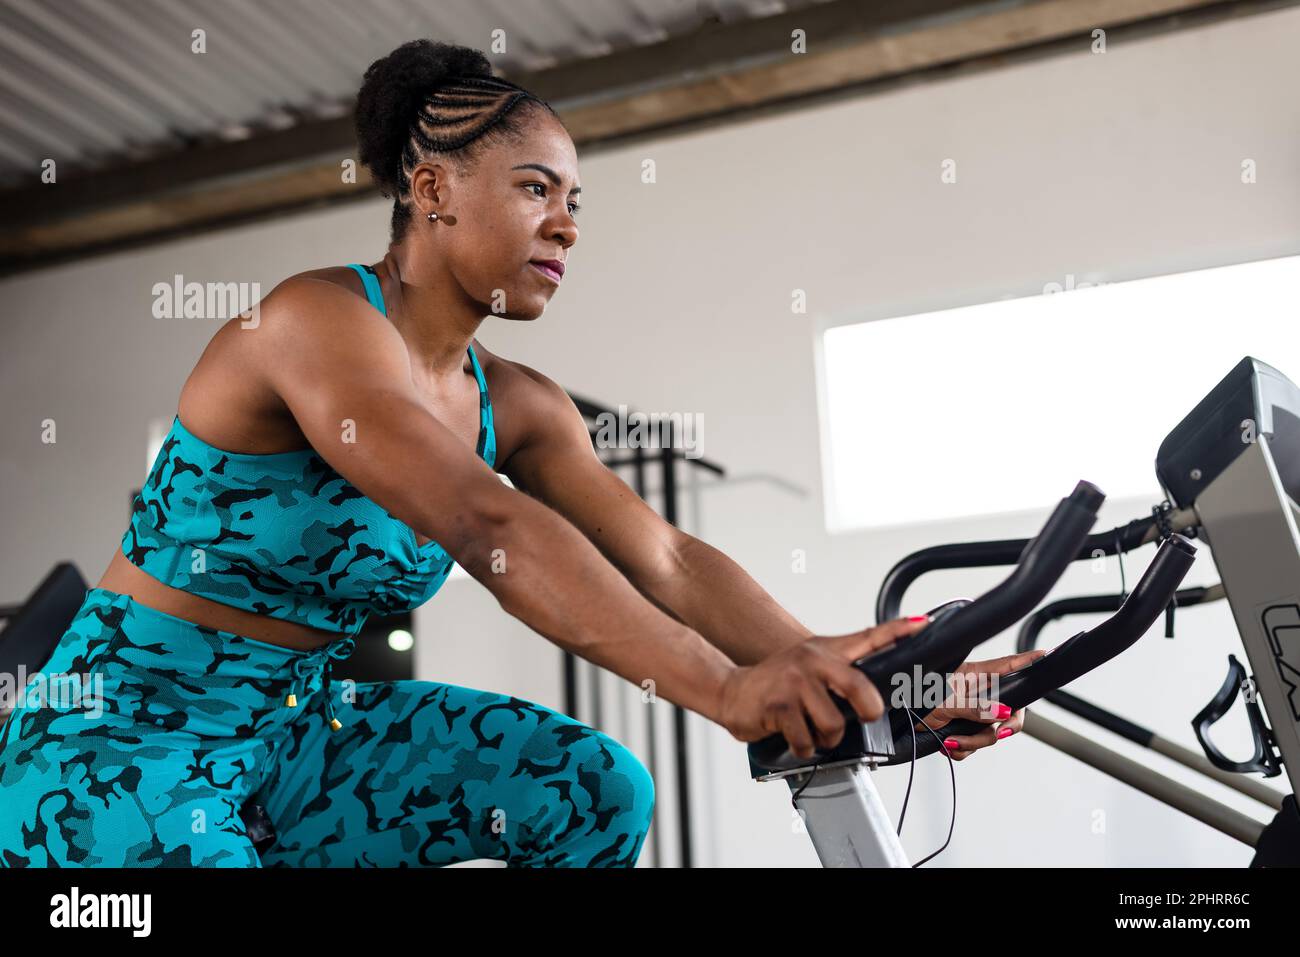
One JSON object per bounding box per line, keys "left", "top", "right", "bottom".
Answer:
{"left": 3, "top": 6, "right": 1298, "bottom": 866}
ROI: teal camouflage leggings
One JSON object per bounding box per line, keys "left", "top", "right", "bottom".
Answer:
{"left": 0, "top": 587, "right": 655, "bottom": 867}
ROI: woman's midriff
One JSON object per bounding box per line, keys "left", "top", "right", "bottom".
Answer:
{"left": 96, "top": 548, "right": 343, "bottom": 651}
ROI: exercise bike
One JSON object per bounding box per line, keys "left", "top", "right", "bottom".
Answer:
{"left": 750, "top": 356, "right": 1300, "bottom": 867}
{"left": 747, "top": 480, "right": 1197, "bottom": 866}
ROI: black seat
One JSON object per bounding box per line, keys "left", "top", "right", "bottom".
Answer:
{"left": 0, "top": 562, "right": 88, "bottom": 709}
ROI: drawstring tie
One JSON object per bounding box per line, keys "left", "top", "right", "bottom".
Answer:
{"left": 283, "top": 636, "right": 357, "bottom": 732}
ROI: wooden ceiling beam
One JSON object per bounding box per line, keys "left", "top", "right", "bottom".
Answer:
{"left": 1, "top": 0, "right": 1289, "bottom": 275}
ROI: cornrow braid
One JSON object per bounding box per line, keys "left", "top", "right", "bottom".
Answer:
{"left": 355, "top": 40, "right": 558, "bottom": 244}
{"left": 399, "top": 75, "right": 538, "bottom": 190}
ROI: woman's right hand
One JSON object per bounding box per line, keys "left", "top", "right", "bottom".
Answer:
{"left": 717, "top": 616, "right": 930, "bottom": 759}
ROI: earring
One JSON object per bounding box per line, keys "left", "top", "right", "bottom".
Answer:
{"left": 427, "top": 211, "right": 439, "bottom": 222}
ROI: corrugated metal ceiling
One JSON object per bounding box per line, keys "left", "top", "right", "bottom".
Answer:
{"left": 0, "top": 0, "right": 821, "bottom": 186}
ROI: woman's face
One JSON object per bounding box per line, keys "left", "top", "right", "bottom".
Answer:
{"left": 414, "top": 113, "right": 580, "bottom": 321}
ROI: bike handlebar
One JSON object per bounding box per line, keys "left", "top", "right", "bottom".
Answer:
{"left": 891, "top": 532, "right": 1196, "bottom": 762}
{"left": 873, "top": 507, "right": 1197, "bottom": 624}
{"left": 747, "top": 480, "right": 1106, "bottom": 776}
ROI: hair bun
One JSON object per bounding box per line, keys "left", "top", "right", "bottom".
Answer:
{"left": 355, "top": 40, "right": 494, "bottom": 198}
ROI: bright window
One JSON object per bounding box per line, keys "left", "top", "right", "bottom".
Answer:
{"left": 819, "top": 255, "right": 1300, "bottom": 533}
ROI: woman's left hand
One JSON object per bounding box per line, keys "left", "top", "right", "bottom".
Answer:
{"left": 914, "top": 649, "right": 1047, "bottom": 760}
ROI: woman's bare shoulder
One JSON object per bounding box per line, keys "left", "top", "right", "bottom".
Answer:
{"left": 266, "top": 265, "right": 370, "bottom": 312}
{"left": 177, "top": 266, "right": 401, "bottom": 453}
{"left": 470, "top": 342, "right": 561, "bottom": 407}
{"left": 229, "top": 266, "right": 394, "bottom": 343}
{"left": 287, "top": 264, "right": 367, "bottom": 293}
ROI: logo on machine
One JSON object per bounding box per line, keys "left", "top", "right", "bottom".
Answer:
{"left": 1259, "top": 603, "right": 1300, "bottom": 721}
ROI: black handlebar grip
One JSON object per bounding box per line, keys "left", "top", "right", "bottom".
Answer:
{"left": 890, "top": 533, "right": 1197, "bottom": 762}
{"left": 747, "top": 481, "right": 1105, "bottom": 775}
{"left": 861, "top": 480, "right": 1104, "bottom": 691}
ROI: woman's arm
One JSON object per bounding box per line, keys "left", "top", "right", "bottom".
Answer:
{"left": 649, "top": 536, "right": 813, "bottom": 665}
{"left": 249, "top": 278, "right": 735, "bottom": 723}
{"left": 497, "top": 360, "right": 1031, "bottom": 757}
{"left": 496, "top": 364, "right": 812, "bottom": 667}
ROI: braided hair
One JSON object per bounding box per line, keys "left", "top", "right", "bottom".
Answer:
{"left": 355, "top": 40, "right": 558, "bottom": 243}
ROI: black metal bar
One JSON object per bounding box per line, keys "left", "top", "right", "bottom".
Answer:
{"left": 658, "top": 418, "right": 694, "bottom": 869}
{"left": 1047, "top": 688, "right": 1157, "bottom": 747}
{"left": 567, "top": 390, "right": 720, "bottom": 869}
{"left": 1017, "top": 585, "right": 1222, "bottom": 654}
{"left": 589, "top": 643, "right": 604, "bottom": 731}
{"left": 600, "top": 452, "right": 725, "bottom": 476}
{"left": 1016, "top": 584, "right": 1225, "bottom": 747}
{"left": 632, "top": 441, "right": 662, "bottom": 867}
{"left": 875, "top": 514, "right": 1167, "bottom": 623}
{"left": 562, "top": 648, "right": 577, "bottom": 721}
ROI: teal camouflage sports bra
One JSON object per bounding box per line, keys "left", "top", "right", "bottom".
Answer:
{"left": 122, "top": 263, "right": 497, "bottom": 636}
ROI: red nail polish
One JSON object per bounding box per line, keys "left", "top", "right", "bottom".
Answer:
{"left": 943, "top": 737, "right": 959, "bottom": 750}
{"left": 908, "top": 615, "right": 928, "bottom": 623}
{"left": 997, "top": 727, "right": 1014, "bottom": 739}
{"left": 996, "top": 704, "right": 1012, "bottom": 719}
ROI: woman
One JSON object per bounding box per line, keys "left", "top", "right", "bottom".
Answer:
{"left": 0, "top": 40, "right": 1035, "bottom": 868}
